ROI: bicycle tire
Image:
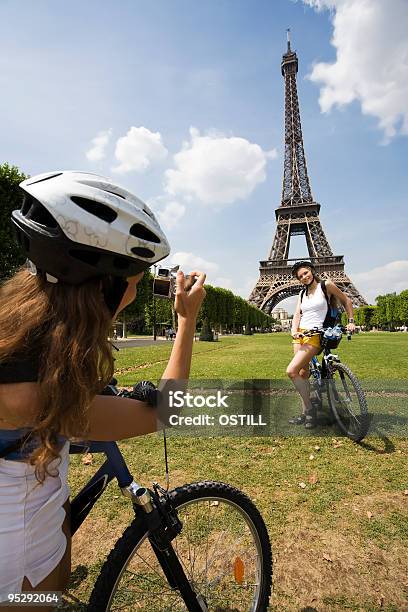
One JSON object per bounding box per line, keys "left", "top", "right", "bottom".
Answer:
{"left": 326, "top": 362, "right": 369, "bottom": 442}
{"left": 88, "top": 480, "right": 272, "bottom": 611}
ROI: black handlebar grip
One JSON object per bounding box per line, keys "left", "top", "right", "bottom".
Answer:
{"left": 132, "top": 381, "right": 159, "bottom": 407}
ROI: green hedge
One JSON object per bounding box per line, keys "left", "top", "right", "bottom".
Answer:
{"left": 341, "top": 290, "right": 408, "bottom": 329}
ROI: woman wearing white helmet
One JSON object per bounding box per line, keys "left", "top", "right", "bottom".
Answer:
{"left": 287, "top": 261, "right": 355, "bottom": 429}
{"left": 0, "top": 171, "right": 206, "bottom": 603}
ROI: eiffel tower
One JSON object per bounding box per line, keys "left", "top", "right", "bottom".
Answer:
{"left": 249, "top": 33, "right": 367, "bottom": 313}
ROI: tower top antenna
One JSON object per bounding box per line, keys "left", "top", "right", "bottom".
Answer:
{"left": 286, "top": 28, "right": 291, "bottom": 52}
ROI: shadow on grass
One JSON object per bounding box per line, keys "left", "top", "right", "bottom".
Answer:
{"left": 59, "top": 595, "right": 88, "bottom": 611}
{"left": 60, "top": 565, "right": 89, "bottom": 610}
{"left": 68, "top": 564, "right": 88, "bottom": 589}
{"left": 359, "top": 428, "right": 396, "bottom": 454}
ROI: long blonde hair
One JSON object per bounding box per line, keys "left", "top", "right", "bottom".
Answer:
{"left": 0, "top": 267, "right": 114, "bottom": 482}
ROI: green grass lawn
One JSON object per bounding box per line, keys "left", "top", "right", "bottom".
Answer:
{"left": 66, "top": 333, "right": 408, "bottom": 611}
{"left": 116, "top": 331, "right": 408, "bottom": 380}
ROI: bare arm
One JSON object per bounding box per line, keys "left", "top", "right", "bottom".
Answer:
{"left": 161, "top": 270, "right": 206, "bottom": 380}
{"left": 84, "top": 394, "right": 158, "bottom": 441}
{"left": 0, "top": 382, "right": 157, "bottom": 441}
{"left": 326, "top": 280, "right": 355, "bottom": 330}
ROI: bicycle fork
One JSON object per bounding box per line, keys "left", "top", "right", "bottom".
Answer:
{"left": 123, "top": 482, "right": 208, "bottom": 611}
{"left": 150, "top": 541, "right": 208, "bottom": 611}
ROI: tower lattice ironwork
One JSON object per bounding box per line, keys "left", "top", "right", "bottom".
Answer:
{"left": 249, "top": 34, "right": 367, "bottom": 313}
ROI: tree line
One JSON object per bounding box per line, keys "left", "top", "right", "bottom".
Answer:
{"left": 340, "top": 291, "right": 408, "bottom": 330}
{"left": 119, "top": 271, "right": 275, "bottom": 335}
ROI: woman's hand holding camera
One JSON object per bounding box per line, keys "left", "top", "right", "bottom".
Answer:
{"left": 175, "top": 270, "right": 206, "bottom": 323}
{"left": 160, "top": 270, "right": 206, "bottom": 382}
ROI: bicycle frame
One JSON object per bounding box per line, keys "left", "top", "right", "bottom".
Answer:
{"left": 69, "top": 439, "right": 209, "bottom": 610}
{"left": 69, "top": 440, "right": 138, "bottom": 535}
{"left": 309, "top": 344, "right": 342, "bottom": 401}
{"left": 312, "top": 342, "right": 342, "bottom": 373}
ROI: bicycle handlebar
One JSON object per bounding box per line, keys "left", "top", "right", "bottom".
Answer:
{"left": 102, "top": 379, "right": 159, "bottom": 407}
{"left": 294, "top": 328, "right": 321, "bottom": 337}
{"left": 294, "top": 325, "right": 352, "bottom": 339}
{"left": 119, "top": 381, "right": 159, "bottom": 407}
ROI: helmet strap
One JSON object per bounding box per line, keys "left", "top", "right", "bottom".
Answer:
{"left": 26, "top": 259, "right": 59, "bottom": 283}
{"left": 102, "top": 277, "right": 129, "bottom": 317}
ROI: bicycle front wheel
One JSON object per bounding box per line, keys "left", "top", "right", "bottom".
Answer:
{"left": 88, "top": 480, "right": 272, "bottom": 611}
{"left": 326, "top": 362, "right": 369, "bottom": 442}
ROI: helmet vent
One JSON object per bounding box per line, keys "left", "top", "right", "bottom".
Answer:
{"left": 25, "top": 172, "right": 63, "bottom": 186}
{"left": 21, "top": 196, "right": 58, "bottom": 229}
{"left": 131, "top": 247, "right": 155, "bottom": 258}
{"left": 70, "top": 249, "right": 100, "bottom": 267}
{"left": 104, "top": 190, "right": 125, "bottom": 199}
{"left": 143, "top": 208, "right": 154, "bottom": 218}
{"left": 30, "top": 203, "right": 58, "bottom": 228}
{"left": 71, "top": 196, "right": 117, "bottom": 223}
{"left": 129, "top": 223, "right": 160, "bottom": 243}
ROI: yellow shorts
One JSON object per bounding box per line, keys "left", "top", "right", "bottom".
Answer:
{"left": 292, "top": 329, "right": 321, "bottom": 349}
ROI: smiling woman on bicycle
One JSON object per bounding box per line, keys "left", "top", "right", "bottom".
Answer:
{"left": 287, "top": 260, "right": 355, "bottom": 429}
{"left": 0, "top": 171, "right": 206, "bottom": 605}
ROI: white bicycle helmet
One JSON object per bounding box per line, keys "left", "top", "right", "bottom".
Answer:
{"left": 12, "top": 171, "right": 170, "bottom": 285}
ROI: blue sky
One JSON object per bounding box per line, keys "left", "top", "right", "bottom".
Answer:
{"left": 1, "top": 0, "right": 407, "bottom": 311}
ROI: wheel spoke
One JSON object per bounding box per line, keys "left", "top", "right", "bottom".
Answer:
{"left": 327, "top": 364, "right": 368, "bottom": 441}
{"left": 91, "top": 484, "right": 272, "bottom": 611}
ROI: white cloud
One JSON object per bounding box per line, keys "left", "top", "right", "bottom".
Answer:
{"left": 148, "top": 195, "right": 186, "bottom": 231}
{"left": 156, "top": 200, "right": 186, "bottom": 231}
{"left": 352, "top": 260, "right": 408, "bottom": 303}
{"left": 86, "top": 129, "right": 112, "bottom": 162}
{"left": 213, "top": 277, "right": 234, "bottom": 290}
{"left": 165, "top": 127, "right": 277, "bottom": 206}
{"left": 169, "top": 251, "right": 219, "bottom": 277}
{"left": 213, "top": 276, "right": 259, "bottom": 299}
{"left": 303, "top": 0, "right": 408, "bottom": 141}
{"left": 112, "top": 126, "right": 168, "bottom": 174}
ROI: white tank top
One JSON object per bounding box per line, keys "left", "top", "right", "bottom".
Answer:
{"left": 299, "top": 283, "right": 328, "bottom": 330}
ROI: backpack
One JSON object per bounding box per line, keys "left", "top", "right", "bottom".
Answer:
{"left": 300, "top": 280, "right": 341, "bottom": 329}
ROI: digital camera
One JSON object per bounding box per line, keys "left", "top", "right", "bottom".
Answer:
{"left": 153, "top": 266, "right": 197, "bottom": 300}
{"left": 153, "top": 267, "right": 177, "bottom": 299}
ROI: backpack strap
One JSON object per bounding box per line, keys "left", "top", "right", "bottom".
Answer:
{"left": 299, "top": 287, "right": 306, "bottom": 313}
{"left": 0, "top": 431, "right": 33, "bottom": 459}
{"left": 320, "top": 280, "right": 331, "bottom": 310}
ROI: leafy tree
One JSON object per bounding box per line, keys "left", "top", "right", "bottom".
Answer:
{"left": 120, "top": 272, "right": 152, "bottom": 333}
{"left": 0, "top": 163, "right": 27, "bottom": 280}
{"left": 375, "top": 295, "right": 388, "bottom": 329}
{"left": 385, "top": 293, "right": 398, "bottom": 329}
{"left": 398, "top": 290, "right": 408, "bottom": 325}
{"left": 345, "top": 291, "right": 408, "bottom": 329}
{"left": 199, "top": 285, "right": 218, "bottom": 326}
{"left": 360, "top": 305, "right": 376, "bottom": 329}
{"left": 144, "top": 298, "right": 173, "bottom": 334}
{"left": 120, "top": 270, "right": 173, "bottom": 334}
